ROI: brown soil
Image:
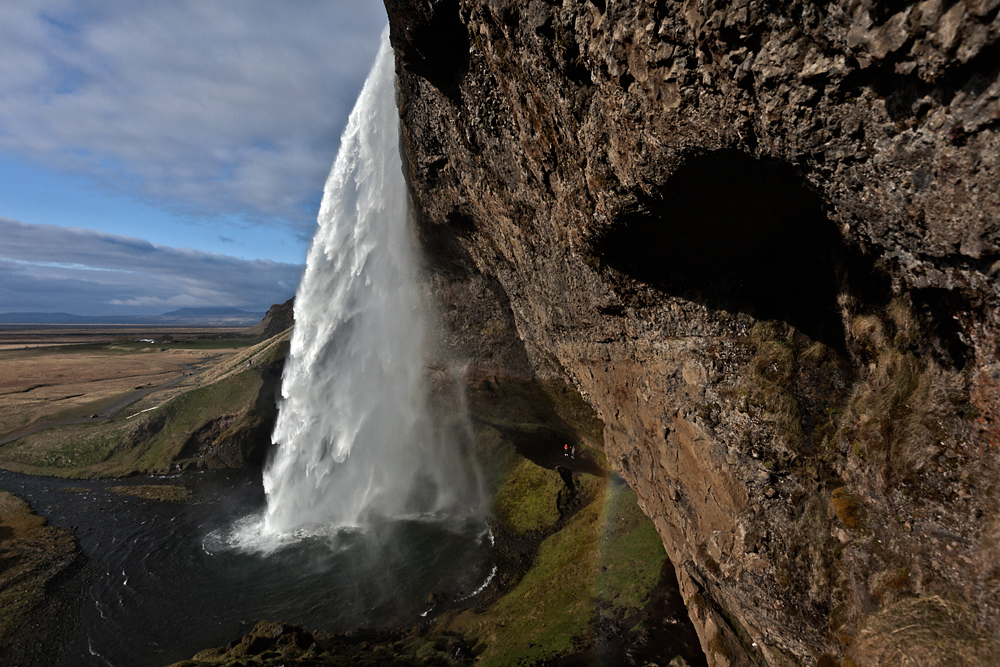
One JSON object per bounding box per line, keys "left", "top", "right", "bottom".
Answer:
{"left": 0, "top": 491, "right": 86, "bottom": 666}
{"left": 0, "top": 329, "right": 246, "bottom": 441}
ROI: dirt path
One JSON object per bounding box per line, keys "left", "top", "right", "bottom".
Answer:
{"left": 471, "top": 417, "right": 605, "bottom": 477}
{"left": 0, "top": 359, "right": 215, "bottom": 446}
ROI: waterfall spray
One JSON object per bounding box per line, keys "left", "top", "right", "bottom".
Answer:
{"left": 261, "top": 31, "right": 482, "bottom": 536}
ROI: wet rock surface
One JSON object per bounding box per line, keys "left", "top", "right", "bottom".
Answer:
{"left": 386, "top": 0, "right": 1000, "bottom": 664}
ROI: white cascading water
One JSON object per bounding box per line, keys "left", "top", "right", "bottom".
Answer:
{"left": 260, "top": 31, "right": 482, "bottom": 536}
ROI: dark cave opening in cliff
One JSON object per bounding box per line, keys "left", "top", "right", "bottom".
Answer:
{"left": 595, "top": 150, "right": 881, "bottom": 347}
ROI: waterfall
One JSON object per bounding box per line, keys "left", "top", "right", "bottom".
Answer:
{"left": 260, "top": 30, "right": 481, "bottom": 536}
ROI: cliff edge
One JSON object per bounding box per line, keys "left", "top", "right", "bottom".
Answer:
{"left": 385, "top": 0, "right": 1000, "bottom": 664}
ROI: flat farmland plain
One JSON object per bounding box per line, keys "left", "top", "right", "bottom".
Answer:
{"left": 0, "top": 327, "right": 251, "bottom": 441}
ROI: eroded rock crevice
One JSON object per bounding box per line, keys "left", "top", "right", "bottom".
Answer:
{"left": 593, "top": 149, "right": 891, "bottom": 348}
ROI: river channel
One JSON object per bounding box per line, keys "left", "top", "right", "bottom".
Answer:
{"left": 0, "top": 468, "right": 494, "bottom": 667}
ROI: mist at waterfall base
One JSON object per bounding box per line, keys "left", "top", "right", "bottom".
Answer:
{"left": 2, "top": 32, "right": 495, "bottom": 667}
{"left": 258, "top": 30, "right": 486, "bottom": 537}
{"left": 207, "top": 23, "right": 488, "bottom": 640}
{"left": 216, "top": 24, "right": 488, "bottom": 577}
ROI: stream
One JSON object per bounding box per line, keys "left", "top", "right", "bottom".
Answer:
{"left": 0, "top": 468, "right": 494, "bottom": 667}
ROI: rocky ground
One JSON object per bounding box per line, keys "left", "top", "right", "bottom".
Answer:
{"left": 0, "top": 491, "right": 86, "bottom": 666}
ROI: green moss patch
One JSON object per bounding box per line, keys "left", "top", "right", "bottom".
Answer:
{"left": 109, "top": 484, "right": 192, "bottom": 503}
{"left": 595, "top": 482, "right": 667, "bottom": 612}
{"left": 451, "top": 499, "right": 600, "bottom": 666}
{"left": 492, "top": 457, "right": 564, "bottom": 536}
{"left": 449, "top": 480, "right": 666, "bottom": 667}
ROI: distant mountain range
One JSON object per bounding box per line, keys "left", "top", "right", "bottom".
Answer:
{"left": 0, "top": 307, "right": 267, "bottom": 326}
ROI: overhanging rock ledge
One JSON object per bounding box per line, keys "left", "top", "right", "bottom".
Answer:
{"left": 384, "top": 1, "right": 1000, "bottom": 664}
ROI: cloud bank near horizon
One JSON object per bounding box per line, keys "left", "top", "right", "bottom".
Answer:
{"left": 0, "top": 1, "right": 387, "bottom": 233}
{"left": 0, "top": 218, "right": 302, "bottom": 316}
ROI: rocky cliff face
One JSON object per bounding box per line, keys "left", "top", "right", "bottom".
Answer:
{"left": 384, "top": 1, "right": 1000, "bottom": 664}
{"left": 247, "top": 298, "right": 294, "bottom": 341}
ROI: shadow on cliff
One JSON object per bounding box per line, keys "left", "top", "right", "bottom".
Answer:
{"left": 594, "top": 150, "right": 888, "bottom": 348}
{"left": 384, "top": 0, "right": 469, "bottom": 102}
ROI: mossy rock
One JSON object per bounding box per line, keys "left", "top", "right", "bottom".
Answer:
{"left": 850, "top": 596, "right": 994, "bottom": 666}
{"left": 0, "top": 491, "right": 81, "bottom": 664}
{"left": 108, "top": 484, "right": 192, "bottom": 503}
{"left": 492, "top": 456, "right": 565, "bottom": 536}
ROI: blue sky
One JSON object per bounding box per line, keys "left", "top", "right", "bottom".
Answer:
{"left": 0, "top": 1, "right": 387, "bottom": 316}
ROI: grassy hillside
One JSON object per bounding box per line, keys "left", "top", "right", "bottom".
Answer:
{"left": 0, "top": 329, "right": 290, "bottom": 478}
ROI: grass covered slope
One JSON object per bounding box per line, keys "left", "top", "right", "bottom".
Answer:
{"left": 491, "top": 454, "right": 566, "bottom": 536}
{"left": 447, "top": 475, "right": 667, "bottom": 667}
{"left": 0, "top": 370, "right": 263, "bottom": 477}
{"left": 0, "top": 329, "right": 289, "bottom": 478}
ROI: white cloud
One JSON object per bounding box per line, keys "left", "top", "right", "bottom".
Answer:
{"left": 0, "top": 217, "right": 302, "bottom": 315}
{"left": 0, "top": 1, "right": 387, "bottom": 232}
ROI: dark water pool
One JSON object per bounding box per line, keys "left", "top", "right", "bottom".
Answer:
{"left": 0, "top": 468, "right": 494, "bottom": 667}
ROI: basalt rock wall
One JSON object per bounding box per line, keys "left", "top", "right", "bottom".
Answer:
{"left": 384, "top": 1, "right": 1000, "bottom": 664}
